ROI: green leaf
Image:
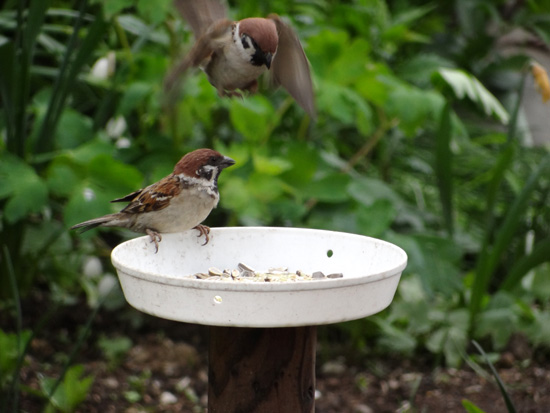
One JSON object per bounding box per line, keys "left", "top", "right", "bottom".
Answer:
{"left": 252, "top": 153, "right": 292, "bottom": 176}
{"left": 501, "top": 237, "right": 550, "bottom": 291}
{"left": 119, "top": 82, "right": 153, "bottom": 115}
{"left": 471, "top": 153, "right": 550, "bottom": 320}
{"left": 433, "top": 68, "right": 509, "bottom": 124}
{"left": 347, "top": 176, "right": 403, "bottom": 207}
{"left": 41, "top": 364, "right": 94, "bottom": 413}
{"left": 116, "top": 15, "right": 169, "bottom": 45}
{"left": 64, "top": 182, "right": 116, "bottom": 230}
{"left": 281, "top": 142, "right": 319, "bottom": 187}
{"left": 426, "top": 309, "right": 468, "bottom": 367}
{"left": 88, "top": 155, "right": 143, "bottom": 195}
{"left": 356, "top": 199, "right": 396, "bottom": 237}
{"left": 0, "top": 329, "right": 32, "bottom": 387}
{"left": 55, "top": 109, "right": 94, "bottom": 149}
{"left": 99, "top": 0, "right": 133, "bottom": 18}
{"left": 0, "top": 153, "right": 48, "bottom": 223}
{"left": 229, "top": 96, "right": 275, "bottom": 142}
{"left": 472, "top": 341, "right": 517, "bottom": 413}
{"left": 462, "top": 399, "right": 487, "bottom": 413}
{"left": 303, "top": 173, "right": 351, "bottom": 203}
{"left": 137, "top": 0, "right": 171, "bottom": 24}
{"left": 46, "top": 158, "right": 81, "bottom": 197}
{"left": 435, "top": 103, "right": 454, "bottom": 236}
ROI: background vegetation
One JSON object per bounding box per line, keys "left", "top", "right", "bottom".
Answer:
{"left": 2, "top": 0, "right": 550, "bottom": 410}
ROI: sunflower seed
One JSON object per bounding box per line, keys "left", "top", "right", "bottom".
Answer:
{"left": 208, "top": 267, "right": 223, "bottom": 276}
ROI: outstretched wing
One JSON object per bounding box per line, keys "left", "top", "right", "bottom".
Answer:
{"left": 163, "top": 18, "right": 233, "bottom": 96}
{"left": 268, "top": 14, "right": 316, "bottom": 118}
{"left": 174, "top": 0, "right": 228, "bottom": 39}
{"left": 118, "top": 175, "right": 184, "bottom": 214}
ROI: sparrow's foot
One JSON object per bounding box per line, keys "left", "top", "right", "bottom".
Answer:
{"left": 194, "top": 224, "right": 210, "bottom": 246}
{"left": 146, "top": 229, "right": 162, "bottom": 253}
{"left": 243, "top": 79, "right": 258, "bottom": 95}
{"left": 220, "top": 89, "right": 244, "bottom": 99}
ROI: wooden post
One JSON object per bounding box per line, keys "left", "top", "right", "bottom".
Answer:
{"left": 208, "top": 326, "right": 317, "bottom": 413}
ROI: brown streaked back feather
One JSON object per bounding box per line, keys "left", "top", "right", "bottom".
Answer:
{"left": 174, "top": 0, "right": 228, "bottom": 38}
{"left": 268, "top": 14, "right": 316, "bottom": 118}
{"left": 111, "top": 189, "right": 144, "bottom": 203}
{"left": 120, "top": 175, "right": 183, "bottom": 214}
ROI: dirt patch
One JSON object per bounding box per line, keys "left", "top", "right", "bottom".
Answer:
{"left": 7, "top": 296, "right": 550, "bottom": 412}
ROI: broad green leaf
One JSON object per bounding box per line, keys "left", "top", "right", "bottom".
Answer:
{"left": 88, "top": 155, "right": 143, "bottom": 195}
{"left": 433, "top": 68, "right": 509, "bottom": 124}
{"left": 374, "top": 318, "right": 417, "bottom": 355}
{"left": 55, "top": 109, "right": 94, "bottom": 149}
{"left": 137, "top": 0, "right": 171, "bottom": 24}
{"left": 356, "top": 199, "right": 396, "bottom": 237}
{"left": 98, "top": 0, "right": 133, "bottom": 17}
{"left": 280, "top": 142, "right": 319, "bottom": 187}
{"left": 426, "top": 309, "right": 468, "bottom": 367}
{"left": 0, "top": 329, "right": 32, "bottom": 387}
{"left": 303, "top": 173, "right": 351, "bottom": 203}
{"left": 348, "top": 177, "right": 403, "bottom": 207}
{"left": 119, "top": 82, "right": 153, "bottom": 115}
{"left": 41, "top": 364, "right": 94, "bottom": 413}
{"left": 0, "top": 153, "right": 48, "bottom": 223}
{"left": 64, "top": 182, "right": 117, "bottom": 231}
{"left": 46, "top": 158, "right": 81, "bottom": 197}
{"left": 229, "top": 96, "right": 275, "bottom": 142}
{"left": 247, "top": 172, "right": 285, "bottom": 203}
{"left": 116, "top": 15, "right": 169, "bottom": 45}
{"left": 252, "top": 154, "right": 292, "bottom": 176}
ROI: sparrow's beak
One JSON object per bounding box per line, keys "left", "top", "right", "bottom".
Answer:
{"left": 264, "top": 52, "right": 272, "bottom": 69}
{"left": 220, "top": 156, "right": 236, "bottom": 169}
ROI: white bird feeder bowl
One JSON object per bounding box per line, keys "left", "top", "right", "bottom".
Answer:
{"left": 111, "top": 227, "right": 407, "bottom": 412}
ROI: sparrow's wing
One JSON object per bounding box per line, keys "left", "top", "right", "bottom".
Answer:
{"left": 174, "top": 0, "right": 227, "bottom": 38}
{"left": 163, "top": 18, "right": 233, "bottom": 96}
{"left": 111, "top": 189, "right": 144, "bottom": 203}
{"left": 268, "top": 14, "right": 316, "bottom": 118}
{"left": 119, "top": 175, "right": 183, "bottom": 214}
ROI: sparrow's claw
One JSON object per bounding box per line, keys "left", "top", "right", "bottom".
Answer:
{"left": 194, "top": 224, "right": 210, "bottom": 246}
{"left": 220, "top": 89, "right": 244, "bottom": 99}
{"left": 146, "top": 229, "right": 162, "bottom": 253}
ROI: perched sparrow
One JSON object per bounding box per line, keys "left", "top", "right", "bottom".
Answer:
{"left": 71, "top": 149, "right": 235, "bottom": 252}
{"left": 164, "top": 0, "right": 315, "bottom": 117}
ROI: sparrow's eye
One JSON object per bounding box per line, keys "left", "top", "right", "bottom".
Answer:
{"left": 241, "top": 35, "right": 250, "bottom": 49}
{"left": 209, "top": 156, "right": 218, "bottom": 164}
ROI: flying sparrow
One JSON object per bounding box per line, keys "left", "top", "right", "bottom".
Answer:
{"left": 70, "top": 148, "right": 235, "bottom": 252}
{"left": 164, "top": 0, "right": 316, "bottom": 117}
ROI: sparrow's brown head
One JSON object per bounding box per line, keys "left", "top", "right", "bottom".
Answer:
{"left": 239, "top": 18, "right": 278, "bottom": 68}
{"left": 174, "top": 149, "right": 235, "bottom": 182}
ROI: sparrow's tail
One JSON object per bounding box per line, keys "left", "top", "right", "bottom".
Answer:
{"left": 70, "top": 214, "right": 118, "bottom": 233}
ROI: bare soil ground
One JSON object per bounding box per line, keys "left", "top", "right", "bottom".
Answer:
{"left": 8, "top": 295, "right": 550, "bottom": 412}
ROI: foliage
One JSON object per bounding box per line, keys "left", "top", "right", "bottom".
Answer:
{"left": 39, "top": 364, "right": 94, "bottom": 413}
{"left": 1, "top": 4, "right": 550, "bottom": 406}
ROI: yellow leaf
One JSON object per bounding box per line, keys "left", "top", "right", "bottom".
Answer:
{"left": 531, "top": 62, "right": 550, "bottom": 103}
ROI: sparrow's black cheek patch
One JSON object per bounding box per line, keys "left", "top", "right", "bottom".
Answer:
{"left": 199, "top": 168, "right": 213, "bottom": 181}
{"left": 241, "top": 37, "right": 250, "bottom": 49}
{"left": 251, "top": 48, "right": 267, "bottom": 67}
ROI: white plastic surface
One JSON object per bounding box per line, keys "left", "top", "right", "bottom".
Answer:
{"left": 111, "top": 227, "right": 407, "bottom": 327}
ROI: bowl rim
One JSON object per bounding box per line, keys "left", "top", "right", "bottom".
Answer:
{"left": 111, "top": 227, "right": 408, "bottom": 293}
